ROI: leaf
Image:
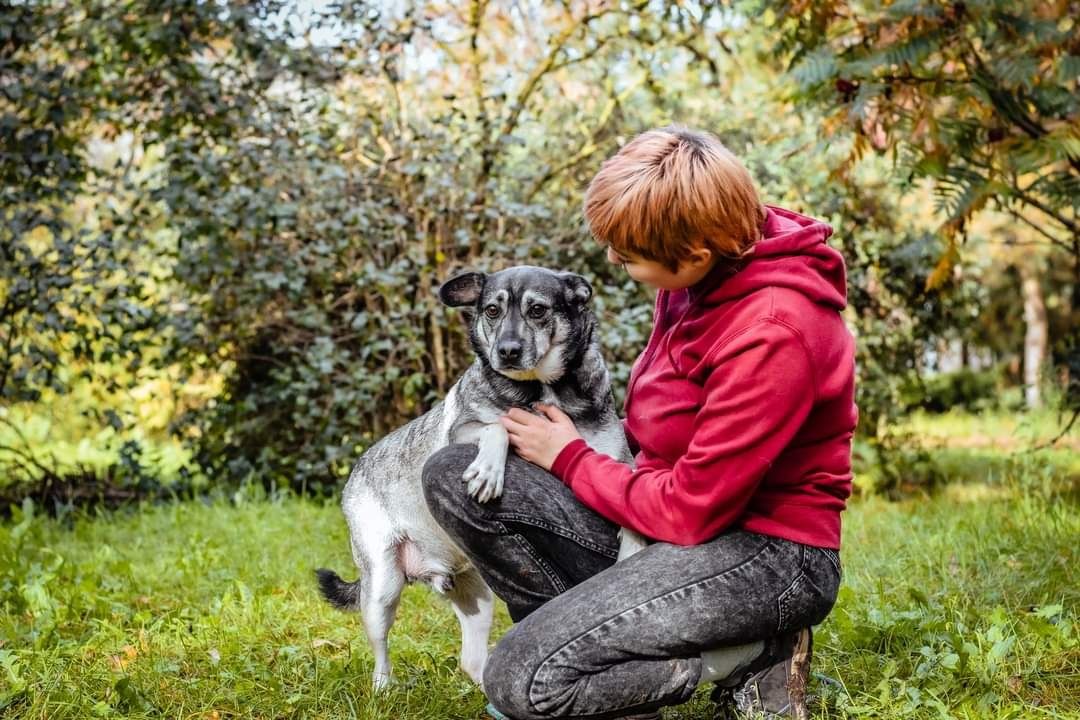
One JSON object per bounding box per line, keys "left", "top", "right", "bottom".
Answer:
{"left": 925, "top": 241, "right": 958, "bottom": 290}
{"left": 1032, "top": 604, "right": 1063, "bottom": 619}
{"left": 108, "top": 643, "right": 139, "bottom": 673}
{"left": 988, "top": 635, "right": 1015, "bottom": 663}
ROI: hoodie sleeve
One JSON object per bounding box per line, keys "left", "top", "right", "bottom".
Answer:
{"left": 551, "top": 319, "right": 816, "bottom": 545}
{"left": 621, "top": 418, "right": 640, "bottom": 456}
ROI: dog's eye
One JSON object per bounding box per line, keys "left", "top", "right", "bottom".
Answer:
{"left": 484, "top": 304, "right": 500, "bottom": 318}
{"left": 527, "top": 305, "right": 548, "bottom": 319}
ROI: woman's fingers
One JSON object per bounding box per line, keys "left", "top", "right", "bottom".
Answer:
{"left": 504, "top": 406, "right": 540, "bottom": 424}
{"left": 535, "top": 403, "right": 570, "bottom": 424}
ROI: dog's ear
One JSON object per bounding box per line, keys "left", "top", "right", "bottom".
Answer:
{"left": 439, "top": 272, "right": 486, "bottom": 307}
{"left": 561, "top": 273, "right": 593, "bottom": 306}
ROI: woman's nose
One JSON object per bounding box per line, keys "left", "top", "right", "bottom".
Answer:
{"left": 605, "top": 246, "right": 621, "bottom": 264}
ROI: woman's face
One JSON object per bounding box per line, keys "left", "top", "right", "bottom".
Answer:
{"left": 605, "top": 244, "right": 717, "bottom": 291}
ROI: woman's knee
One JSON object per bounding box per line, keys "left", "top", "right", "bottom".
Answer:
{"left": 483, "top": 628, "right": 548, "bottom": 720}
{"left": 421, "top": 443, "right": 478, "bottom": 519}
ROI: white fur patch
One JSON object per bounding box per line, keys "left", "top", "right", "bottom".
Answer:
{"left": 532, "top": 345, "right": 564, "bottom": 384}
{"left": 584, "top": 422, "right": 631, "bottom": 461}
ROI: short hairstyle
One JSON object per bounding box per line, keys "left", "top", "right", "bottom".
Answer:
{"left": 583, "top": 126, "right": 765, "bottom": 272}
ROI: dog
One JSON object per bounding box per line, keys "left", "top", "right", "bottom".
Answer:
{"left": 316, "top": 266, "right": 647, "bottom": 689}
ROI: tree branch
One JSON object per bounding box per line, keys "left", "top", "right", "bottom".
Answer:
{"left": 1006, "top": 207, "right": 1073, "bottom": 252}
{"left": 1009, "top": 182, "right": 1079, "bottom": 236}
{"left": 483, "top": 2, "right": 639, "bottom": 179}
{"left": 523, "top": 79, "right": 638, "bottom": 202}
{"left": 1030, "top": 407, "right": 1079, "bottom": 451}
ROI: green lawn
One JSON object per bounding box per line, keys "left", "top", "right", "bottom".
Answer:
{"left": 1, "top": 456, "right": 1078, "bottom": 718}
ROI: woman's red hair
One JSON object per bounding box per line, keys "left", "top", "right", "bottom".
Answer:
{"left": 584, "top": 126, "right": 765, "bottom": 271}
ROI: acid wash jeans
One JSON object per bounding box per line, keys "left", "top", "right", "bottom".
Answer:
{"left": 421, "top": 444, "right": 842, "bottom": 720}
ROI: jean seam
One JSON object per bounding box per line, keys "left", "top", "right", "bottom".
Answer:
{"left": 821, "top": 548, "right": 842, "bottom": 578}
{"left": 496, "top": 512, "right": 619, "bottom": 559}
{"left": 500, "top": 521, "right": 568, "bottom": 595}
{"left": 777, "top": 571, "right": 808, "bottom": 633}
{"left": 527, "top": 538, "right": 773, "bottom": 715}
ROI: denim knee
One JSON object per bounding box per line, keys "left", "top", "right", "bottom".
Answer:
{"left": 483, "top": 629, "right": 545, "bottom": 720}
{"left": 421, "top": 443, "right": 479, "bottom": 520}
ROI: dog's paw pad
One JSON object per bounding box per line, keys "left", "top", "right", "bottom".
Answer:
{"left": 464, "top": 461, "right": 504, "bottom": 503}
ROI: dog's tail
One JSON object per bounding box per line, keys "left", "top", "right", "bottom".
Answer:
{"left": 315, "top": 568, "right": 363, "bottom": 610}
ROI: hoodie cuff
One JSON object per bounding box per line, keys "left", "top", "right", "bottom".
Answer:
{"left": 550, "top": 438, "right": 592, "bottom": 484}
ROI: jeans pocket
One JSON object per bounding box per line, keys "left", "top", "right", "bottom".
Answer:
{"left": 777, "top": 564, "right": 838, "bottom": 633}
{"left": 776, "top": 572, "right": 810, "bottom": 633}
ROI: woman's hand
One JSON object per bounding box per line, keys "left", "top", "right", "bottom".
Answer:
{"left": 500, "top": 403, "right": 583, "bottom": 471}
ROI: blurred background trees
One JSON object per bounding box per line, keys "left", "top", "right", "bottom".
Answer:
{"left": 2, "top": 0, "right": 1077, "bottom": 502}
{"left": 764, "top": 0, "right": 1079, "bottom": 411}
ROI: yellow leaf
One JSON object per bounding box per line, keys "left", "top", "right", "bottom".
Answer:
{"left": 925, "top": 242, "right": 959, "bottom": 291}
{"left": 109, "top": 645, "right": 139, "bottom": 671}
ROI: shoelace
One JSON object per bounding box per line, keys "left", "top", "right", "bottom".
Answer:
{"left": 485, "top": 702, "right": 511, "bottom": 720}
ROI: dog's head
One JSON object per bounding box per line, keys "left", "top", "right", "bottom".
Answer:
{"left": 439, "top": 266, "right": 594, "bottom": 383}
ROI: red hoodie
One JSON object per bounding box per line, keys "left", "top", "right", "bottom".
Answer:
{"left": 551, "top": 205, "right": 857, "bottom": 549}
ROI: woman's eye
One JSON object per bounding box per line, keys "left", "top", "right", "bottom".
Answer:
{"left": 484, "top": 305, "right": 500, "bottom": 318}
{"left": 528, "top": 305, "right": 548, "bottom": 319}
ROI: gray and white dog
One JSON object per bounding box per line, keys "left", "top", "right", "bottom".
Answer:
{"left": 316, "top": 265, "right": 646, "bottom": 689}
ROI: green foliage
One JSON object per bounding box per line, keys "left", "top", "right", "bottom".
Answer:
{"left": 151, "top": 3, "right": 684, "bottom": 492}
{"left": 1, "top": 0, "right": 342, "bottom": 488}
{"left": 756, "top": 0, "right": 1080, "bottom": 417}
{"left": 903, "top": 367, "right": 1004, "bottom": 413}
{"left": 854, "top": 409, "right": 1080, "bottom": 498}
{"left": 4, "top": 1, "right": 1075, "bottom": 499}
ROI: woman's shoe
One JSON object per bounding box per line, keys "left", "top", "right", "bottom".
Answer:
{"left": 710, "top": 627, "right": 813, "bottom": 720}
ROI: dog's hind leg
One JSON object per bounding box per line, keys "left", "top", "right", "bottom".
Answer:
{"left": 447, "top": 568, "right": 495, "bottom": 687}
{"left": 360, "top": 547, "right": 406, "bottom": 690}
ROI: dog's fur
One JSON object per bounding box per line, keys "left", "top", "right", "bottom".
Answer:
{"left": 316, "top": 266, "right": 646, "bottom": 689}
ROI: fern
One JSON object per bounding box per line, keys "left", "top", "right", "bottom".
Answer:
{"left": 848, "top": 81, "right": 885, "bottom": 121}
{"left": 933, "top": 166, "right": 986, "bottom": 222}
{"left": 989, "top": 54, "right": 1041, "bottom": 91}
{"left": 1025, "top": 170, "right": 1080, "bottom": 209}
{"left": 1057, "top": 55, "right": 1080, "bottom": 85}
{"left": 882, "top": 33, "right": 938, "bottom": 71}
{"left": 791, "top": 46, "right": 837, "bottom": 88}
{"left": 882, "top": 0, "right": 941, "bottom": 22}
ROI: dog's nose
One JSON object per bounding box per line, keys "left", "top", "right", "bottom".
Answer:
{"left": 497, "top": 342, "right": 522, "bottom": 363}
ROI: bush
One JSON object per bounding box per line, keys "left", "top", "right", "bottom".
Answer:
{"left": 903, "top": 368, "right": 1003, "bottom": 414}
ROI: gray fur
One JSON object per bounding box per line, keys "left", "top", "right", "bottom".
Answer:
{"left": 317, "top": 265, "right": 646, "bottom": 689}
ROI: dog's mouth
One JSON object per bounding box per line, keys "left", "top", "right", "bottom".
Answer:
{"left": 489, "top": 355, "right": 536, "bottom": 375}
{"left": 497, "top": 366, "right": 541, "bottom": 380}
{"left": 490, "top": 346, "right": 564, "bottom": 384}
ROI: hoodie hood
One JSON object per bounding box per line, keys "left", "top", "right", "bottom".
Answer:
{"left": 690, "top": 205, "right": 847, "bottom": 310}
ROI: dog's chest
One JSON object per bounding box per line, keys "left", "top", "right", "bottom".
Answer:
{"left": 538, "top": 385, "right": 562, "bottom": 407}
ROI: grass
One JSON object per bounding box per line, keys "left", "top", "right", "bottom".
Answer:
{"left": 899, "top": 408, "right": 1079, "bottom": 451}
{"left": 1, "top": 416, "right": 1078, "bottom": 718}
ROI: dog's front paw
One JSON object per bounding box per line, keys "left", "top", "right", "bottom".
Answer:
{"left": 462, "top": 457, "right": 504, "bottom": 503}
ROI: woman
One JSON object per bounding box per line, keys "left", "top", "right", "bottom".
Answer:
{"left": 421, "top": 126, "right": 855, "bottom": 720}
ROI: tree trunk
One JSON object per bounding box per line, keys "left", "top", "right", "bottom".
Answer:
{"left": 1021, "top": 266, "right": 1048, "bottom": 409}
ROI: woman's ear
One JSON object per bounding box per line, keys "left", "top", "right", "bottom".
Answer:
{"left": 686, "top": 246, "right": 714, "bottom": 268}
